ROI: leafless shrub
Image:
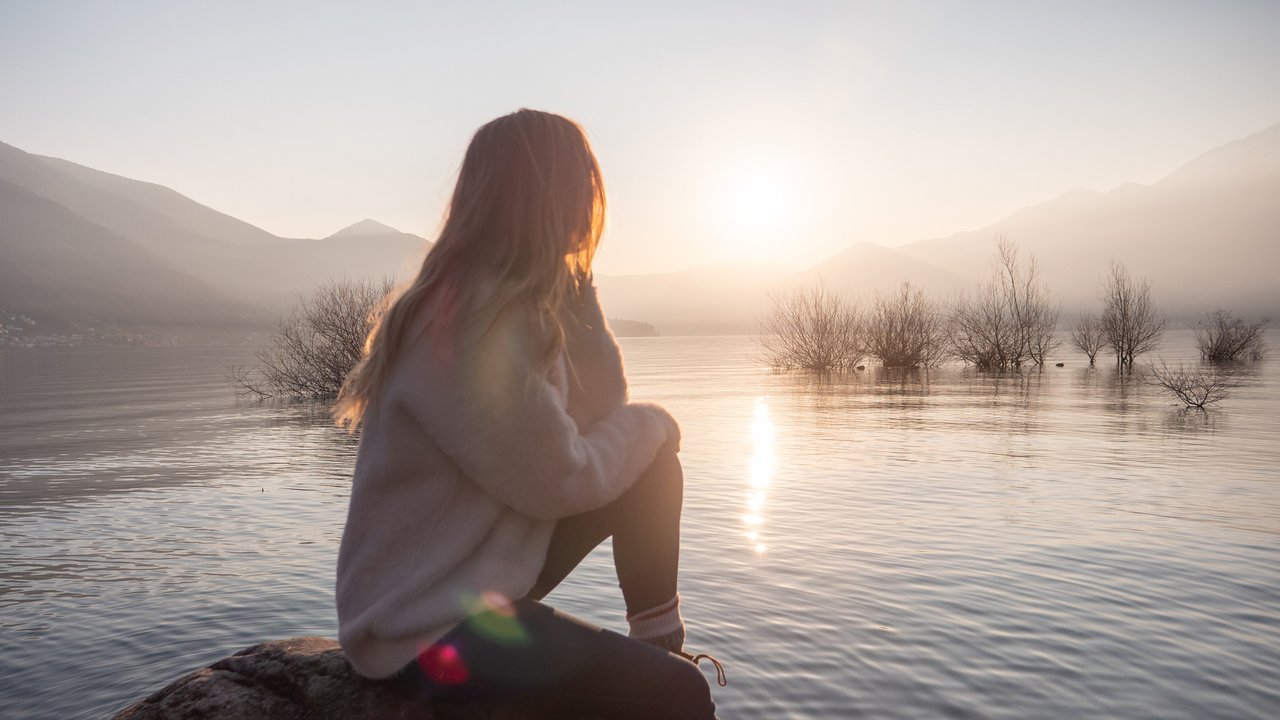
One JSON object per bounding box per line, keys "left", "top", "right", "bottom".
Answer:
{"left": 948, "top": 236, "right": 1059, "bottom": 369}
{"left": 867, "top": 282, "right": 948, "bottom": 368}
{"left": 1069, "top": 312, "right": 1106, "bottom": 364}
{"left": 756, "top": 283, "right": 864, "bottom": 371}
{"left": 948, "top": 273, "right": 1015, "bottom": 370}
{"left": 1100, "top": 262, "right": 1164, "bottom": 369}
{"left": 1145, "top": 361, "right": 1239, "bottom": 410}
{"left": 231, "top": 277, "right": 395, "bottom": 400}
{"left": 1195, "top": 310, "right": 1268, "bottom": 362}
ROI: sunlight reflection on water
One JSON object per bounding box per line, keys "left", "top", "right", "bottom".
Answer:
{"left": 745, "top": 398, "right": 774, "bottom": 555}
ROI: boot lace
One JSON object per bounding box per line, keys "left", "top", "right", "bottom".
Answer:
{"left": 678, "top": 650, "right": 728, "bottom": 687}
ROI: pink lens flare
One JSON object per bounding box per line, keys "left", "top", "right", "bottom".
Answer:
{"left": 417, "top": 642, "right": 470, "bottom": 685}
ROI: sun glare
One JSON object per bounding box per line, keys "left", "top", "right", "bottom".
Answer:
{"left": 724, "top": 170, "right": 792, "bottom": 234}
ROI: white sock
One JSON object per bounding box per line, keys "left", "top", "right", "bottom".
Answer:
{"left": 627, "top": 595, "right": 685, "bottom": 652}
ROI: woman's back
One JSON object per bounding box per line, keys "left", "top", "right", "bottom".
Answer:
{"left": 334, "top": 109, "right": 719, "bottom": 717}
{"left": 336, "top": 282, "right": 671, "bottom": 679}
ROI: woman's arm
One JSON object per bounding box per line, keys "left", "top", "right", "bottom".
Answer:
{"left": 563, "top": 283, "right": 629, "bottom": 426}
{"left": 388, "top": 304, "right": 678, "bottom": 521}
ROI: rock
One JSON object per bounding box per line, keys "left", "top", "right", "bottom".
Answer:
{"left": 110, "top": 637, "right": 546, "bottom": 720}
{"left": 1055, "top": 362, "right": 1065, "bottom": 367}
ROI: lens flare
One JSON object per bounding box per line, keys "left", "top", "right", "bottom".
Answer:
{"left": 462, "top": 591, "right": 531, "bottom": 646}
{"left": 418, "top": 643, "right": 470, "bottom": 685}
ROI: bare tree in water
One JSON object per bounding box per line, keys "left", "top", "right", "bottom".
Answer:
{"left": 231, "top": 278, "right": 395, "bottom": 400}
{"left": 948, "top": 236, "right": 1059, "bottom": 370}
{"left": 1100, "top": 262, "right": 1164, "bottom": 369}
{"left": 756, "top": 283, "right": 864, "bottom": 371}
{"left": 866, "top": 282, "right": 948, "bottom": 368}
{"left": 1195, "top": 310, "right": 1268, "bottom": 362}
{"left": 1068, "top": 312, "right": 1106, "bottom": 365}
{"left": 1146, "top": 361, "right": 1239, "bottom": 410}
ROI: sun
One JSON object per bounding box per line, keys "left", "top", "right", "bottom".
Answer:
{"left": 721, "top": 169, "right": 794, "bottom": 238}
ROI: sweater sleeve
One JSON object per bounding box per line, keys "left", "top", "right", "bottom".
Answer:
{"left": 563, "top": 283, "right": 629, "bottom": 427}
{"left": 389, "top": 305, "right": 679, "bottom": 521}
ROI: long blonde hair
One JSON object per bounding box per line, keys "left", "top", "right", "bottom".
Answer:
{"left": 333, "top": 109, "right": 606, "bottom": 429}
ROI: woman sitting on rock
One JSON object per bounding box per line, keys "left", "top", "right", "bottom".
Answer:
{"left": 332, "top": 109, "right": 722, "bottom": 719}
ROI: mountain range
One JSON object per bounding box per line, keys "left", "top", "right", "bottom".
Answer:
{"left": 598, "top": 122, "right": 1280, "bottom": 333}
{"left": 0, "top": 140, "right": 427, "bottom": 330}
{"left": 2, "top": 123, "right": 1277, "bottom": 335}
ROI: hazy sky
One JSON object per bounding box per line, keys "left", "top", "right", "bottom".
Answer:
{"left": 2, "top": 1, "right": 1278, "bottom": 275}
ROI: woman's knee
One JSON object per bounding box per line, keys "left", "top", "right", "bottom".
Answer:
{"left": 634, "top": 443, "right": 683, "bottom": 507}
{"left": 650, "top": 443, "right": 684, "bottom": 488}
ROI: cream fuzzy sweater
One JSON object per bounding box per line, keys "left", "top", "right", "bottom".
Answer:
{"left": 335, "top": 283, "right": 678, "bottom": 679}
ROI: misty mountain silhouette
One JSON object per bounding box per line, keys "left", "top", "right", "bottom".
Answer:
{"left": 884, "top": 122, "right": 1280, "bottom": 316}
{"left": 0, "top": 178, "right": 240, "bottom": 326}
{"left": 0, "top": 141, "right": 428, "bottom": 328}
{"left": 2, "top": 123, "right": 1276, "bottom": 333}
{"left": 327, "top": 218, "right": 407, "bottom": 239}
{"left": 598, "top": 122, "right": 1280, "bottom": 332}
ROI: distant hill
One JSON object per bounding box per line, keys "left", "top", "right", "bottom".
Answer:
{"left": 799, "top": 241, "right": 968, "bottom": 298}
{"left": 597, "top": 249, "right": 965, "bottom": 335}
{"left": 601, "top": 122, "right": 1280, "bottom": 331}
{"left": 34, "top": 153, "right": 279, "bottom": 247}
{"left": 0, "top": 141, "right": 429, "bottom": 328}
{"left": 3, "top": 122, "right": 1276, "bottom": 334}
{"left": 0, "top": 178, "right": 244, "bottom": 328}
{"left": 892, "top": 122, "right": 1280, "bottom": 316}
{"left": 326, "top": 218, "right": 405, "bottom": 239}
{"left": 238, "top": 221, "right": 428, "bottom": 304}
{"left": 597, "top": 264, "right": 779, "bottom": 335}
{"left": 607, "top": 318, "right": 659, "bottom": 337}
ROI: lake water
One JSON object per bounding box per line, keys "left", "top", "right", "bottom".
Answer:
{"left": 2, "top": 332, "right": 1278, "bottom": 719}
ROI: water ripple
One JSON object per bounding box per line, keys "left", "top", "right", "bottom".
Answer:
{"left": 1, "top": 335, "right": 1279, "bottom": 718}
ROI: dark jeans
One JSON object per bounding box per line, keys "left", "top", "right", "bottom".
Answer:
{"left": 394, "top": 445, "right": 717, "bottom": 719}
